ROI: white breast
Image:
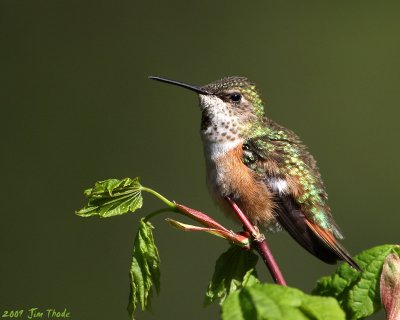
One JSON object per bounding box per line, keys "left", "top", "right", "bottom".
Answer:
{"left": 203, "top": 139, "right": 243, "bottom": 161}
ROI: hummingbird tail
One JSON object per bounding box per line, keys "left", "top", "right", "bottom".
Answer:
{"left": 275, "top": 196, "right": 362, "bottom": 271}
{"left": 304, "top": 220, "right": 362, "bottom": 271}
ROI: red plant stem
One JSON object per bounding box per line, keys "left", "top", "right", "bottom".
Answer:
{"left": 256, "top": 241, "right": 287, "bottom": 286}
{"left": 226, "top": 196, "right": 287, "bottom": 286}
{"left": 226, "top": 198, "right": 261, "bottom": 240}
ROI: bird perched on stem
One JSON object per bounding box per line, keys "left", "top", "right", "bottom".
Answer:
{"left": 150, "top": 75, "right": 361, "bottom": 270}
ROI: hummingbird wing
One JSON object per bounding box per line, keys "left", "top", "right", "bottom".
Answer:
{"left": 243, "top": 119, "right": 360, "bottom": 269}
{"left": 273, "top": 191, "right": 360, "bottom": 269}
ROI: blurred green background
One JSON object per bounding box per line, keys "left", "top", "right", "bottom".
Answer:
{"left": 1, "top": 1, "right": 399, "bottom": 319}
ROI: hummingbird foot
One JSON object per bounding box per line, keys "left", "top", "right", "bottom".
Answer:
{"left": 238, "top": 227, "right": 264, "bottom": 242}
{"left": 252, "top": 226, "right": 266, "bottom": 243}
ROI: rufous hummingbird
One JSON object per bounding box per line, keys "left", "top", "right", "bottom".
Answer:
{"left": 149, "top": 75, "right": 360, "bottom": 270}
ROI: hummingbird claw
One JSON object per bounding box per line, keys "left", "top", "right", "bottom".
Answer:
{"left": 253, "top": 226, "right": 266, "bottom": 243}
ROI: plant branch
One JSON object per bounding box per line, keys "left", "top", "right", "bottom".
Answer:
{"left": 225, "top": 196, "right": 287, "bottom": 286}
{"left": 140, "top": 185, "right": 285, "bottom": 282}
{"left": 141, "top": 186, "right": 176, "bottom": 208}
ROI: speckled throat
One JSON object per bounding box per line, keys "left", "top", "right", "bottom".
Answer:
{"left": 199, "top": 94, "right": 248, "bottom": 160}
{"left": 200, "top": 106, "right": 242, "bottom": 143}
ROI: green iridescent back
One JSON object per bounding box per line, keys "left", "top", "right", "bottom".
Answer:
{"left": 243, "top": 114, "right": 343, "bottom": 239}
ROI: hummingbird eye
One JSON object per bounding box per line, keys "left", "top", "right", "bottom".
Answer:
{"left": 229, "top": 93, "right": 242, "bottom": 103}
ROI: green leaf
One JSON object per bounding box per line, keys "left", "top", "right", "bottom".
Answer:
{"left": 242, "top": 269, "right": 260, "bottom": 287}
{"left": 127, "top": 219, "right": 160, "bottom": 319}
{"left": 221, "top": 283, "right": 345, "bottom": 320}
{"left": 204, "top": 245, "right": 259, "bottom": 306}
{"left": 313, "top": 244, "right": 400, "bottom": 319}
{"left": 76, "top": 177, "right": 143, "bottom": 217}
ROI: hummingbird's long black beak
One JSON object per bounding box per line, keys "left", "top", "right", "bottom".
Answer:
{"left": 149, "top": 76, "right": 210, "bottom": 95}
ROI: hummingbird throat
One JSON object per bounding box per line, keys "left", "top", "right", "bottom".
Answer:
{"left": 199, "top": 95, "right": 245, "bottom": 159}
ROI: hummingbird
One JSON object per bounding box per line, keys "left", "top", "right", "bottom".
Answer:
{"left": 149, "top": 75, "right": 360, "bottom": 270}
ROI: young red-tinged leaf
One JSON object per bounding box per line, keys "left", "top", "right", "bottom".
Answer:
{"left": 165, "top": 218, "right": 250, "bottom": 248}
{"left": 222, "top": 283, "right": 345, "bottom": 320}
{"left": 175, "top": 203, "right": 232, "bottom": 233}
{"left": 127, "top": 219, "right": 160, "bottom": 319}
{"left": 314, "top": 244, "right": 400, "bottom": 320}
{"left": 205, "top": 245, "right": 259, "bottom": 306}
{"left": 381, "top": 253, "right": 400, "bottom": 320}
{"left": 76, "top": 177, "right": 143, "bottom": 217}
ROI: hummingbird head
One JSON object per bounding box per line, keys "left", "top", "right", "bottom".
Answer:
{"left": 149, "top": 76, "right": 265, "bottom": 145}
